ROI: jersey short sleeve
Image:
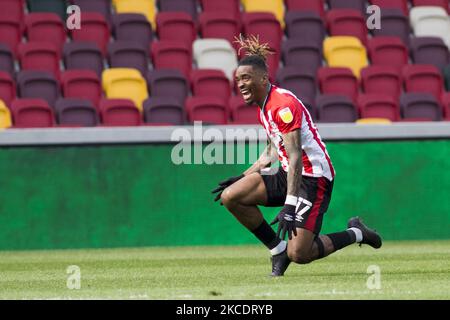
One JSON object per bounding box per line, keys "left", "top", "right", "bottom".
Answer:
{"left": 272, "top": 99, "right": 303, "bottom": 134}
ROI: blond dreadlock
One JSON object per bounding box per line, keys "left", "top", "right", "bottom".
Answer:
{"left": 234, "top": 34, "right": 274, "bottom": 62}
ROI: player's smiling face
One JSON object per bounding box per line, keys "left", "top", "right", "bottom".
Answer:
{"left": 235, "top": 65, "right": 268, "bottom": 106}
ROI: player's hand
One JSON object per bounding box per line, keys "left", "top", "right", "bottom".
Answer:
{"left": 274, "top": 204, "right": 297, "bottom": 240}
{"left": 211, "top": 174, "right": 245, "bottom": 203}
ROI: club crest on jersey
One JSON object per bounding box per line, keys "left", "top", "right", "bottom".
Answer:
{"left": 279, "top": 107, "right": 293, "bottom": 124}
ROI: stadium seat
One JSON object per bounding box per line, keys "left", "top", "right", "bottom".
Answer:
{"left": 402, "top": 64, "right": 444, "bottom": 100}
{"left": 411, "top": 0, "right": 450, "bottom": 14}
{"left": 241, "top": 0, "right": 285, "bottom": 28}
{"left": 114, "top": 0, "right": 156, "bottom": 29}
{"left": 316, "top": 94, "right": 358, "bottom": 122}
{"left": 242, "top": 13, "right": 283, "bottom": 79}
{"left": 372, "top": 9, "right": 411, "bottom": 46}
{"left": 10, "top": 98, "right": 56, "bottom": 127}
{"left": 410, "top": 6, "right": 450, "bottom": 48}
{"left": 441, "top": 93, "right": 450, "bottom": 120}
{"left": 410, "top": 37, "right": 450, "bottom": 70}
{"left": 190, "top": 69, "right": 231, "bottom": 103}
{"left": 185, "top": 96, "right": 228, "bottom": 124}
{"left": 198, "top": 12, "right": 242, "bottom": 51}
{"left": 18, "top": 42, "right": 61, "bottom": 79}
{"left": 200, "top": 0, "right": 241, "bottom": 18}
{"left": 367, "top": 36, "right": 409, "bottom": 71}
{"left": 26, "top": 0, "right": 68, "bottom": 20}
{"left": 361, "top": 66, "right": 402, "bottom": 98}
{"left": 282, "top": 40, "right": 323, "bottom": 74}
{"left": 61, "top": 70, "right": 102, "bottom": 108}
{"left": 357, "top": 93, "right": 401, "bottom": 121}
{"left": 444, "top": 64, "right": 450, "bottom": 91}
{"left": 143, "top": 97, "right": 186, "bottom": 125}
{"left": 100, "top": 98, "right": 142, "bottom": 126}
{"left": 70, "top": 12, "right": 111, "bottom": 56}
{"left": 369, "top": 0, "right": 409, "bottom": 16}
{"left": 55, "top": 98, "right": 99, "bottom": 126}
{"left": 276, "top": 67, "right": 317, "bottom": 103}
{"left": 356, "top": 118, "right": 392, "bottom": 124}
{"left": 0, "top": 0, "right": 24, "bottom": 23}
{"left": 229, "top": 95, "right": 259, "bottom": 124}
{"left": 25, "top": 13, "right": 67, "bottom": 51}
{"left": 0, "top": 72, "right": 16, "bottom": 107}
{"left": 193, "top": 39, "right": 238, "bottom": 81}
{"left": 156, "top": 0, "right": 198, "bottom": 21}
{"left": 72, "top": 0, "right": 112, "bottom": 24}
{"left": 0, "top": 16, "right": 23, "bottom": 57}
{"left": 285, "top": 12, "right": 325, "bottom": 46}
{"left": 17, "top": 70, "right": 60, "bottom": 108}
{"left": 323, "top": 36, "right": 368, "bottom": 78}
{"left": 0, "top": 44, "right": 15, "bottom": 76}
{"left": 156, "top": 12, "right": 197, "bottom": 46}
{"left": 0, "top": 99, "right": 12, "bottom": 128}
{"left": 63, "top": 42, "right": 104, "bottom": 77}
{"left": 326, "top": 9, "right": 368, "bottom": 46}
{"left": 400, "top": 92, "right": 443, "bottom": 121}
{"left": 108, "top": 41, "right": 149, "bottom": 75}
{"left": 146, "top": 69, "right": 189, "bottom": 104}
{"left": 112, "top": 13, "right": 153, "bottom": 45}
{"left": 327, "top": 0, "right": 366, "bottom": 13}
{"left": 151, "top": 40, "right": 193, "bottom": 78}
{"left": 318, "top": 67, "right": 358, "bottom": 103}
{"left": 102, "top": 68, "right": 148, "bottom": 111}
{"left": 284, "top": 0, "right": 325, "bottom": 19}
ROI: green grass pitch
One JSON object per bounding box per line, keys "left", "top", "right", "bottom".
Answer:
{"left": 0, "top": 240, "right": 449, "bottom": 300}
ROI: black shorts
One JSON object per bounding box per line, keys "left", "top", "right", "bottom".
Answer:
{"left": 260, "top": 167, "right": 333, "bottom": 235}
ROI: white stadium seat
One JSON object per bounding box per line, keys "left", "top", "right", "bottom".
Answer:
{"left": 410, "top": 6, "right": 450, "bottom": 48}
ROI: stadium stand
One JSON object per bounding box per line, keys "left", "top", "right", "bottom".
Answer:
{"left": 372, "top": 8, "right": 411, "bottom": 46}
{"left": 328, "top": 0, "right": 367, "bottom": 13}
{"left": 112, "top": 13, "right": 153, "bottom": 45}
{"left": 0, "top": 99, "right": 12, "bottom": 128}
{"left": 326, "top": 9, "right": 368, "bottom": 46}
{"left": 410, "top": 37, "right": 450, "bottom": 70}
{"left": 444, "top": 64, "right": 450, "bottom": 91}
{"left": 316, "top": 94, "right": 358, "bottom": 122}
{"left": 198, "top": 12, "right": 242, "bottom": 51}
{"left": 442, "top": 93, "right": 450, "bottom": 120}
{"left": 402, "top": 64, "right": 444, "bottom": 100}
{"left": 10, "top": 98, "right": 56, "bottom": 128}
{"left": 276, "top": 67, "right": 317, "bottom": 103}
{"left": 61, "top": 70, "right": 102, "bottom": 108}
{"left": 55, "top": 98, "right": 99, "bottom": 127}
{"left": 0, "top": 0, "right": 25, "bottom": 23}
{"left": 102, "top": 68, "right": 148, "bottom": 111}
{"left": 411, "top": 0, "right": 450, "bottom": 14}
{"left": 18, "top": 42, "right": 61, "bottom": 79}
{"left": 229, "top": 95, "right": 259, "bottom": 124}
{"left": 26, "top": 0, "right": 68, "bottom": 21}
{"left": 323, "top": 36, "right": 368, "bottom": 77}
{"left": 282, "top": 40, "right": 323, "bottom": 73}
{"left": 143, "top": 96, "right": 186, "bottom": 125}
{"left": 63, "top": 42, "right": 105, "bottom": 77}
{"left": 400, "top": 92, "right": 443, "bottom": 121}
{"left": 72, "top": 0, "right": 112, "bottom": 24}
{"left": 318, "top": 67, "right": 359, "bottom": 103}
{"left": 108, "top": 41, "right": 149, "bottom": 75}
{"left": 100, "top": 98, "right": 142, "bottom": 126}
{"left": 367, "top": 36, "right": 409, "bottom": 71}
{"left": 113, "top": 0, "right": 157, "bottom": 29}
{"left": 361, "top": 65, "right": 403, "bottom": 98}
{"left": 0, "top": 72, "right": 16, "bottom": 107}
{"left": 285, "top": 0, "right": 325, "bottom": 19}
{"left": 146, "top": 69, "right": 189, "bottom": 104}
{"left": 151, "top": 40, "right": 192, "bottom": 78}
{"left": 410, "top": 6, "right": 450, "bottom": 48}
{"left": 156, "top": 12, "right": 197, "bottom": 46}
{"left": 157, "top": 0, "right": 198, "bottom": 21}
{"left": 70, "top": 12, "right": 110, "bottom": 56}
{"left": 17, "top": 71, "right": 60, "bottom": 108}
{"left": 241, "top": 0, "right": 285, "bottom": 28}
{"left": 357, "top": 93, "right": 401, "bottom": 121}
{"left": 185, "top": 96, "right": 228, "bottom": 124}
{"left": 369, "top": 0, "right": 409, "bottom": 16}
{"left": 200, "top": 0, "right": 241, "bottom": 18}
{"left": 190, "top": 69, "right": 231, "bottom": 104}
{"left": 0, "top": 16, "right": 23, "bottom": 58}
{"left": 0, "top": 44, "right": 15, "bottom": 76}
{"left": 25, "top": 13, "right": 67, "bottom": 52}
{"left": 285, "top": 12, "right": 325, "bottom": 46}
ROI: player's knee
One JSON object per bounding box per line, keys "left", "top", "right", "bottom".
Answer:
{"left": 220, "top": 188, "right": 237, "bottom": 207}
{"left": 288, "top": 251, "right": 313, "bottom": 264}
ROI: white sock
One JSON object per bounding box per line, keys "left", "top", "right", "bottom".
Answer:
{"left": 348, "top": 227, "right": 363, "bottom": 243}
{"left": 270, "top": 240, "right": 287, "bottom": 256}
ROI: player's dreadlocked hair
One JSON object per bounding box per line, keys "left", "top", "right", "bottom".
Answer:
{"left": 234, "top": 34, "right": 273, "bottom": 73}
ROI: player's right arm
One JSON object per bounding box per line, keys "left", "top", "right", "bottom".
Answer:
{"left": 243, "top": 138, "right": 278, "bottom": 176}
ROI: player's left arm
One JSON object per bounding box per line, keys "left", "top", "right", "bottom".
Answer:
{"left": 283, "top": 129, "right": 303, "bottom": 199}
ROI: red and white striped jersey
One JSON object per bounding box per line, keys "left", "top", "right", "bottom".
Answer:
{"left": 258, "top": 85, "right": 335, "bottom": 181}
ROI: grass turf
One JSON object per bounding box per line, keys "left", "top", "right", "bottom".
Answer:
{"left": 0, "top": 240, "right": 449, "bottom": 300}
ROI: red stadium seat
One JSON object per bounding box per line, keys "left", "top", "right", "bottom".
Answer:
{"left": 10, "top": 98, "right": 55, "bottom": 128}
{"left": 151, "top": 40, "right": 193, "bottom": 78}
{"left": 61, "top": 70, "right": 102, "bottom": 108}
{"left": 72, "top": 0, "right": 112, "bottom": 24}
{"left": 367, "top": 36, "right": 409, "bottom": 72}
{"left": 198, "top": 12, "right": 242, "bottom": 51}
{"left": 411, "top": 0, "right": 449, "bottom": 14}
{"left": 18, "top": 42, "right": 61, "bottom": 79}
{"left": 361, "top": 66, "right": 402, "bottom": 99}
{"left": 200, "top": 0, "right": 241, "bottom": 18}
{"left": 358, "top": 93, "right": 401, "bottom": 121}
{"left": 70, "top": 12, "right": 111, "bottom": 56}
{"left": 318, "top": 67, "right": 359, "bottom": 103}
{"left": 229, "top": 95, "right": 259, "bottom": 124}
{"left": 0, "top": 0, "right": 25, "bottom": 22}
{"left": 369, "top": 0, "right": 409, "bottom": 16}
{"left": 0, "top": 16, "right": 23, "bottom": 57}
{"left": 156, "top": 12, "right": 197, "bottom": 46}
{"left": 0, "top": 71, "right": 16, "bottom": 107}
{"left": 190, "top": 69, "right": 231, "bottom": 103}
{"left": 402, "top": 64, "right": 444, "bottom": 101}
{"left": 326, "top": 9, "right": 368, "bottom": 47}
{"left": 100, "top": 99, "right": 142, "bottom": 126}
{"left": 186, "top": 96, "right": 228, "bottom": 124}
{"left": 25, "top": 13, "right": 66, "bottom": 52}
{"left": 441, "top": 93, "right": 450, "bottom": 120}
{"left": 285, "top": 0, "right": 325, "bottom": 19}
